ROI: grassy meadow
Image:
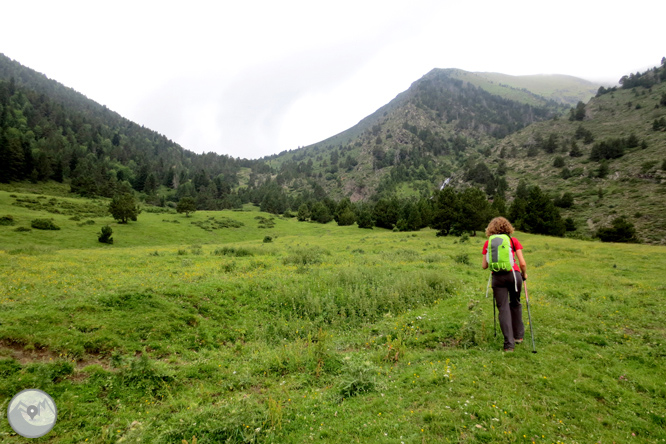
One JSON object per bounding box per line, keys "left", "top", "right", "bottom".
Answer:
{"left": 0, "top": 186, "right": 665, "bottom": 443}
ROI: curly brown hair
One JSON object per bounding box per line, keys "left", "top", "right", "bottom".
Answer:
{"left": 485, "top": 217, "right": 515, "bottom": 237}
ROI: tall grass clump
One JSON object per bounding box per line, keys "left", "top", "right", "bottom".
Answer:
{"left": 271, "top": 268, "right": 455, "bottom": 326}
{"left": 282, "top": 247, "right": 329, "bottom": 266}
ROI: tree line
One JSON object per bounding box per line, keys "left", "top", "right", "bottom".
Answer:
{"left": 245, "top": 177, "right": 571, "bottom": 239}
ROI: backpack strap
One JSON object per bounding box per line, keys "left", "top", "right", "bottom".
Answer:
{"left": 508, "top": 235, "right": 518, "bottom": 293}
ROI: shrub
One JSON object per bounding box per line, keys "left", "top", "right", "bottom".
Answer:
{"left": 310, "top": 202, "right": 333, "bottom": 224}
{"left": 0, "top": 215, "right": 15, "bottom": 226}
{"left": 356, "top": 210, "right": 374, "bottom": 229}
{"left": 596, "top": 217, "right": 638, "bottom": 243}
{"left": 560, "top": 167, "right": 572, "bottom": 179}
{"left": 14, "top": 226, "right": 31, "bottom": 232}
{"left": 336, "top": 208, "right": 356, "bottom": 226}
{"left": 641, "top": 160, "right": 658, "bottom": 174}
{"left": 263, "top": 235, "right": 273, "bottom": 243}
{"left": 453, "top": 252, "right": 470, "bottom": 265}
{"left": 554, "top": 192, "right": 574, "bottom": 208}
{"left": 213, "top": 247, "right": 254, "bottom": 257}
{"left": 31, "top": 218, "right": 60, "bottom": 230}
{"left": 297, "top": 204, "right": 310, "bottom": 222}
{"left": 98, "top": 225, "right": 113, "bottom": 244}
{"left": 256, "top": 216, "right": 275, "bottom": 228}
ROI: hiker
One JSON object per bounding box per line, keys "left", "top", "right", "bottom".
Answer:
{"left": 481, "top": 217, "right": 528, "bottom": 352}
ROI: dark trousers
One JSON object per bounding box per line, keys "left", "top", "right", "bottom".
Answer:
{"left": 492, "top": 271, "right": 524, "bottom": 350}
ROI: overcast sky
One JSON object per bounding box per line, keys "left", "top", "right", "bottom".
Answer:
{"left": 1, "top": 1, "right": 664, "bottom": 159}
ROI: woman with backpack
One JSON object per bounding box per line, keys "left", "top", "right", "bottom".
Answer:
{"left": 481, "top": 217, "right": 528, "bottom": 352}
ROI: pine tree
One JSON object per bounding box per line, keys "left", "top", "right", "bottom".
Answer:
{"left": 458, "top": 187, "right": 491, "bottom": 236}
{"left": 543, "top": 134, "right": 559, "bottom": 154}
{"left": 109, "top": 193, "right": 139, "bottom": 223}
{"left": 134, "top": 164, "right": 150, "bottom": 191}
{"left": 336, "top": 208, "right": 356, "bottom": 226}
{"left": 597, "top": 161, "right": 609, "bottom": 179}
{"left": 144, "top": 173, "right": 158, "bottom": 194}
{"left": 373, "top": 198, "right": 400, "bottom": 229}
{"left": 297, "top": 204, "right": 310, "bottom": 222}
{"left": 310, "top": 202, "right": 333, "bottom": 224}
{"left": 98, "top": 225, "right": 113, "bottom": 244}
{"left": 430, "top": 187, "right": 460, "bottom": 236}
{"left": 177, "top": 197, "right": 197, "bottom": 217}
{"left": 52, "top": 159, "right": 64, "bottom": 183}
{"left": 334, "top": 198, "right": 353, "bottom": 224}
{"left": 356, "top": 208, "right": 374, "bottom": 229}
{"left": 573, "top": 101, "right": 586, "bottom": 121}
{"left": 0, "top": 128, "right": 24, "bottom": 181}
{"left": 569, "top": 140, "right": 583, "bottom": 157}
{"left": 522, "top": 186, "right": 565, "bottom": 236}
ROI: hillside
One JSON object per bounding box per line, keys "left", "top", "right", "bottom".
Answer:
{"left": 0, "top": 53, "right": 247, "bottom": 205}
{"left": 263, "top": 68, "right": 572, "bottom": 201}
{"left": 488, "top": 69, "right": 666, "bottom": 243}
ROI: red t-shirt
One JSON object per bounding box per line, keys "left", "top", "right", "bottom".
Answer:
{"left": 482, "top": 237, "right": 523, "bottom": 272}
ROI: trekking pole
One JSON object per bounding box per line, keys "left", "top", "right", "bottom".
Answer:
{"left": 524, "top": 281, "right": 537, "bottom": 354}
{"left": 485, "top": 274, "right": 496, "bottom": 337}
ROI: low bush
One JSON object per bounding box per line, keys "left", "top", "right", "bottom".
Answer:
{"left": 0, "top": 215, "right": 15, "bottom": 226}
{"left": 453, "top": 252, "right": 470, "bottom": 265}
{"left": 596, "top": 217, "right": 638, "bottom": 243}
{"left": 31, "top": 218, "right": 60, "bottom": 230}
{"left": 212, "top": 246, "right": 254, "bottom": 257}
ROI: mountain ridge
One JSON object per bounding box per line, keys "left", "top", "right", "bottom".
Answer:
{"left": 293, "top": 68, "right": 597, "bottom": 154}
{"left": 2, "top": 52, "right": 665, "bottom": 241}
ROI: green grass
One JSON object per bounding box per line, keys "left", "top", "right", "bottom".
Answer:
{"left": 0, "top": 190, "right": 665, "bottom": 443}
{"left": 447, "top": 70, "right": 599, "bottom": 106}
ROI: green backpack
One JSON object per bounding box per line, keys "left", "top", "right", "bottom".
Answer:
{"left": 487, "top": 234, "right": 515, "bottom": 272}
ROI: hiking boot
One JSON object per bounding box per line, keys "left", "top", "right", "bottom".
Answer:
{"left": 515, "top": 339, "right": 524, "bottom": 344}
{"left": 503, "top": 348, "right": 514, "bottom": 352}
